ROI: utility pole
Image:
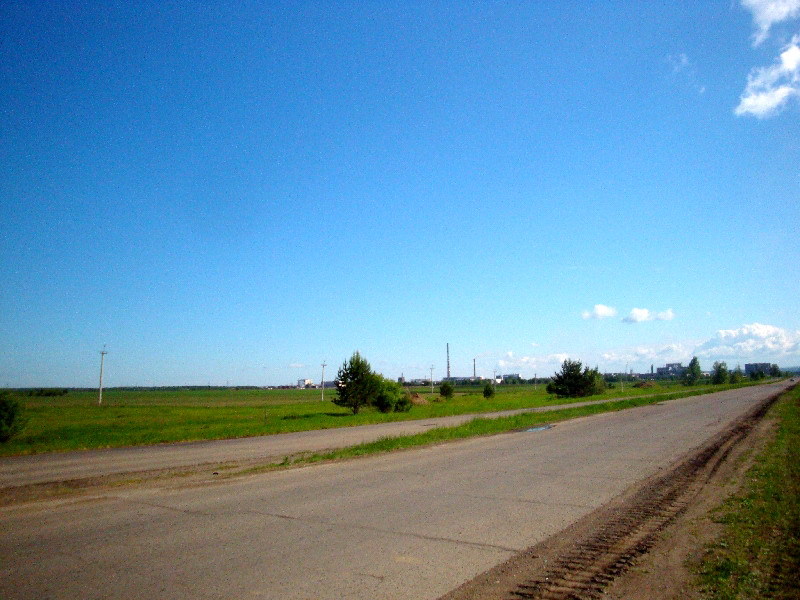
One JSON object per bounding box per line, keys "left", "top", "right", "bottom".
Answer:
{"left": 534, "top": 373, "right": 537, "bottom": 391}
{"left": 430, "top": 365, "right": 434, "bottom": 394}
{"left": 98, "top": 346, "right": 107, "bottom": 406}
{"left": 320, "top": 362, "right": 326, "bottom": 402}
{"left": 473, "top": 357, "right": 476, "bottom": 379}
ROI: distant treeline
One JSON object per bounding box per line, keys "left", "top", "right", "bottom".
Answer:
{"left": 96, "top": 386, "right": 268, "bottom": 392}
{"left": 19, "top": 388, "right": 69, "bottom": 397}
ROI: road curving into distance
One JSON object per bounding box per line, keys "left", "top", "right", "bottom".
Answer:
{"left": 0, "top": 380, "right": 792, "bottom": 600}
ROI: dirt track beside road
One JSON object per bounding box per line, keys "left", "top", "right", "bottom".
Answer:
{"left": 439, "top": 386, "right": 785, "bottom": 600}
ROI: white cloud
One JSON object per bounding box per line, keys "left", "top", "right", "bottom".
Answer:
{"left": 582, "top": 304, "right": 617, "bottom": 320}
{"left": 666, "top": 52, "right": 706, "bottom": 95}
{"left": 288, "top": 363, "right": 305, "bottom": 369}
{"left": 695, "top": 323, "right": 800, "bottom": 360}
{"left": 623, "top": 307, "right": 675, "bottom": 323}
{"left": 668, "top": 53, "right": 690, "bottom": 73}
{"left": 656, "top": 308, "right": 675, "bottom": 321}
{"left": 736, "top": 38, "right": 800, "bottom": 117}
{"left": 623, "top": 308, "right": 652, "bottom": 323}
{"left": 497, "top": 352, "right": 570, "bottom": 372}
{"left": 741, "top": 0, "right": 800, "bottom": 46}
{"left": 602, "top": 342, "right": 692, "bottom": 365}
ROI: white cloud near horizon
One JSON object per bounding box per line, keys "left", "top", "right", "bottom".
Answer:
{"left": 736, "top": 37, "right": 800, "bottom": 117}
{"left": 497, "top": 352, "right": 570, "bottom": 372}
{"left": 582, "top": 304, "right": 617, "bottom": 319}
{"left": 602, "top": 342, "right": 693, "bottom": 365}
{"left": 622, "top": 308, "right": 675, "bottom": 323}
{"left": 288, "top": 362, "right": 305, "bottom": 369}
{"left": 742, "top": 0, "right": 800, "bottom": 46}
{"left": 695, "top": 323, "right": 800, "bottom": 360}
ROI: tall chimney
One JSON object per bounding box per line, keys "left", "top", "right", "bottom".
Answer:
{"left": 447, "top": 343, "right": 450, "bottom": 379}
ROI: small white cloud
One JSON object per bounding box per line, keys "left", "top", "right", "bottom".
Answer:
{"left": 668, "top": 53, "right": 690, "bottom": 73}
{"left": 741, "top": 0, "right": 800, "bottom": 46}
{"left": 666, "top": 52, "right": 707, "bottom": 95}
{"left": 623, "top": 307, "right": 676, "bottom": 323}
{"left": 623, "top": 308, "right": 652, "bottom": 323}
{"left": 695, "top": 322, "right": 800, "bottom": 359}
{"left": 736, "top": 38, "right": 800, "bottom": 117}
{"left": 289, "top": 363, "right": 305, "bottom": 369}
{"left": 582, "top": 304, "right": 618, "bottom": 320}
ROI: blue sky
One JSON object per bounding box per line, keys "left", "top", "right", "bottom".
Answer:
{"left": 1, "top": 1, "right": 799, "bottom": 387}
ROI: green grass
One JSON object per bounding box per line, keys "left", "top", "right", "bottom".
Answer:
{"left": 695, "top": 385, "right": 800, "bottom": 599}
{"left": 0, "top": 381, "right": 765, "bottom": 457}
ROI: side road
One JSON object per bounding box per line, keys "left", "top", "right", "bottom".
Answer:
{"left": 0, "top": 384, "right": 788, "bottom": 489}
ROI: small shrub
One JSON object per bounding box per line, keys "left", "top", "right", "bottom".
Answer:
{"left": 483, "top": 383, "right": 495, "bottom": 398}
{"left": 439, "top": 382, "right": 454, "bottom": 400}
{"left": 374, "top": 378, "right": 412, "bottom": 413}
{"left": 0, "top": 392, "right": 25, "bottom": 442}
{"left": 394, "top": 393, "right": 412, "bottom": 412}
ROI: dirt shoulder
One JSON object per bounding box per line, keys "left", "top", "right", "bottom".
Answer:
{"left": 439, "top": 391, "right": 780, "bottom": 600}
{"left": 602, "top": 401, "right": 776, "bottom": 599}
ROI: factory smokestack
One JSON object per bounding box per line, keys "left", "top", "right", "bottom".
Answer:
{"left": 447, "top": 343, "right": 450, "bottom": 379}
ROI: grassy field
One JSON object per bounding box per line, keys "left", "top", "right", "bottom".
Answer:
{"left": 0, "top": 381, "right": 762, "bottom": 457}
{"left": 695, "top": 384, "right": 799, "bottom": 599}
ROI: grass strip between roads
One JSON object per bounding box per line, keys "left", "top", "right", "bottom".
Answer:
{"left": 695, "top": 385, "right": 800, "bottom": 599}
{"left": 247, "top": 388, "right": 723, "bottom": 472}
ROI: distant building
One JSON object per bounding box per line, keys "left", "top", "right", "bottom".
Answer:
{"left": 297, "top": 378, "right": 313, "bottom": 389}
{"left": 656, "top": 363, "right": 687, "bottom": 377}
{"left": 745, "top": 363, "right": 771, "bottom": 376}
{"left": 442, "top": 376, "right": 484, "bottom": 385}
{"left": 501, "top": 373, "right": 521, "bottom": 383}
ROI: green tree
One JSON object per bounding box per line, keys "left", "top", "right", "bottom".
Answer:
{"left": 729, "top": 365, "right": 744, "bottom": 384}
{"left": 769, "top": 364, "right": 782, "bottom": 377}
{"left": 482, "top": 382, "right": 495, "bottom": 398}
{"left": 374, "top": 377, "right": 412, "bottom": 413}
{"left": 0, "top": 392, "right": 25, "bottom": 442}
{"left": 711, "top": 361, "right": 728, "bottom": 385}
{"left": 546, "top": 359, "right": 606, "bottom": 398}
{"left": 334, "top": 352, "right": 381, "bottom": 414}
{"left": 439, "top": 381, "right": 454, "bottom": 399}
{"left": 684, "top": 357, "right": 702, "bottom": 386}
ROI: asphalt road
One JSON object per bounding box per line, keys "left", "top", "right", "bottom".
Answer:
{"left": 0, "top": 381, "right": 790, "bottom": 600}
{"left": 2, "top": 396, "right": 654, "bottom": 488}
